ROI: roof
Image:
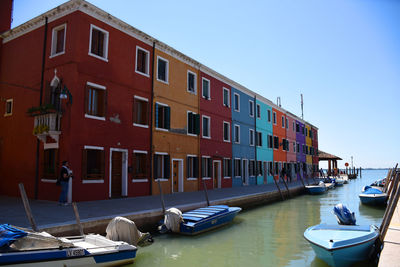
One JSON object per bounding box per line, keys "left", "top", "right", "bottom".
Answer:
{"left": 318, "top": 150, "right": 342, "bottom": 161}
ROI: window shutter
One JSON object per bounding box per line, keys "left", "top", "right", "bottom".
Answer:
{"left": 84, "top": 86, "right": 89, "bottom": 114}
{"left": 188, "top": 112, "right": 193, "bottom": 133}
{"left": 194, "top": 157, "right": 199, "bottom": 178}
{"left": 103, "top": 90, "right": 107, "bottom": 118}
{"left": 81, "top": 149, "right": 87, "bottom": 180}
{"left": 186, "top": 156, "right": 190, "bottom": 178}
{"left": 165, "top": 106, "right": 171, "bottom": 129}
{"left": 91, "top": 29, "right": 98, "bottom": 55}
{"left": 153, "top": 155, "right": 158, "bottom": 179}
{"left": 133, "top": 98, "right": 137, "bottom": 124}
{"left": 195, "top": 114, "right": 200, "bottom": 135}
{"left": 132, "top": 153, "right": 137, "bottom": 177}
{"left": 164, "top": 155, "right": 170, "bottom": 178}
{"left": 154, "top": 103, "right": 159, "bottom": 127}
{"left": 100, "top": 150, "right": 105, "bottom": 179}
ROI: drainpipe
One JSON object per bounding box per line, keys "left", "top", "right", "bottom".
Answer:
{"left": 34, "top": 16, "right": 48, "bottom": 199}
{"left": 149, "top": 41, "right": 155, "bottom": 194}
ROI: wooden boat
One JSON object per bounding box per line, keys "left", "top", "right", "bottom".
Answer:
{"left": 305, "top": 181, "right": 327, "bottom": 195}
{"left": 0, "top": 224, "right": 137, "bottom": 266}
{"left": 179, "top": 205, "right": 241, "bottom": 235}
{"left": 304, "top": 223, "right": 379, "bottom": 267}
{"left": 359, "top": 186, "right": 388, "bottom": 206}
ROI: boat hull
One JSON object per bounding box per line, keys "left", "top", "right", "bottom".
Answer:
{"left": 306, "top": 185, "right": 326, "bottom": 195}
{"left": 359, "top": 193, "right": 387, "bottom": 205}
{"left": 180, "top": 206, "right": 241, "bottom": 235}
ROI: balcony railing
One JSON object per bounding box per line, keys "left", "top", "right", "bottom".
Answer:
{"left": 33, "top": 112, "right": 62, "bottom": 144}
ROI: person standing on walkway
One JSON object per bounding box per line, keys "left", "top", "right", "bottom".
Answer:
{"left": 59, "top": 160, "right": 73, "bottom": 205}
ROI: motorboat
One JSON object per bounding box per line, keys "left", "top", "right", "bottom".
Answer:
{"left": 159, "top": 205, "right": 241, "bottom": 235}
{"left": 304, "top": 204, "right": 379, "bottom": 267}
{"left": 359, "top": 186, "right": 388, "bottom": 206}
{"left": 305, "top": 181, "right": 327, "bottom": 195}
{"left": 0, "top": 224, "right": 137, "bottom": 266}
{"left": 334, "top": 177, "right": 345, "bottom": 187}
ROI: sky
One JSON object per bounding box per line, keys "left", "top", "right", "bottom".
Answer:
{"left": 10, "top": 0, "right": 400, "bottom": 169}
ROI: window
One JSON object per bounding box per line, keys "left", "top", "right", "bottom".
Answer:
{"left": 234, "top": 124, "right": 240, "bottom": 144}
{"left": 133, "top": 96, "right": 148, "bottom": 127}
{"left": 310, "top": 130, "right": 313, "bottom": 139}
{"left": 296, "top": 123, "right": 300, "bottom": 132}
{"left": 286, "top": 118, "right": 289, "bottom": 129}
{"left": 234, "top": 159, "right": 241, "bottom": 177}
{"left": 135, "top": 46, "right": 150, "bottom": 76}
{"left": 293, "top": 142, "right": 296, "bottom": 152}
{"left": 256, "top": 131, "right": 262, "bottom": 147}
{"left": 256, "top": 104, "right": 261, "bottom": 118}
{"left": 157, "top": 56, "right": 168, "bottom": 83}
{"left": 305, "top": 128, "right": 308, "bottom": 136}
{"left": 202, "top": 78, "right": 210, "bottom": 99}
{"left": 223, "top": 87, "right": 230, "bottom": 107}
{"left": 4, "top": 99, "right": 13, "bottom": 116}
{"left": 249, "top": 100, "right": 254, "bottom": 117}
{"left": 282, "top": 116, "right": 285, "bottom": 128}
{"left": 223, "top": 121, "right": 230, "bottom": 142}
{"left": 133, "top": 151, "right": 148, "bottom": 179}
{"left": 154, "top": 154, "right": 170, "bottom": 179}
{"left": 187, "top": 71, "right": 197, "bottom": 94}
{"left": 302, "top": 127, "right": 305, "bottom": 135}
{"left": 302, "top": 144, "right": 306, "bottom": 154}
{"left": 202, "top": 116, "right": 211, "bottom": 138}
{"left": 155, "top": 103, "right": 170, "bottom": 130}
{"left": 273, "top": 136, "right": 279, "bottom": 149}
{"left": 82, "top": 147, "right": 105, "bottom": 180}
{"left": 223, "top": 158, "right": 232, "bottom": 177}
{"left": 249, "top": 129, "right": 254, "bottom": 146}
{"left": 268, "top": 161, "right": 274, "bottom": 176}
{"left": 202, "top": 157, "right": 212, "bottom": 178}
{"left": 234, "top": 93, "right": 240, "bottom": 112}
{"left": 273, "top": 112, "right": 277, "bottom": 124}
{"left": 257, "top": 161, "right": 263, "bottom": 176}
{"left": 187, "top": 156, "right": 199, "bottom": 178}
{"left": 187, "top": 111, "right": 200, "bottom": 135}
{"left": 274, "top": 162, "right": 279, "bottom": 175}
{"left": 249, "top": 160, "right": 255, "bottom": 176}
{"left": 306, "top": 146, "right": 309, "bottom": 155}
{"left": 51, "top": 24, "right": 66, "bottom": 57}
{"left": 282, "top": 138, "right": 287, "bottom": 151}
{"left": 89, "top": 24, "right": 108, "bottom": 60}
{"left": 43, "top": 149, "right": 58, "bottom": 179}
{"left": 297, "top": 143, "right": 300, "bottom": 153}
{"left": 267, "top": 110, "right": 271, "bottom": 122}
{"left": 293, "top": 122, "right": 295, "bottom": 132}
{"left": 85, "top": 82, "right": 106, "bottom": 119}
{"left": 268, "top": 135, "right": 273, "bottom": 149}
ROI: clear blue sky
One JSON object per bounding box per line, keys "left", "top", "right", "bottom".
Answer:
{"left": 11, "top": 0, "right": 400, "bottom": 169}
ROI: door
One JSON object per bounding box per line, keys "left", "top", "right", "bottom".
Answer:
{"left": 263, "top": 162, "right": 267, "bottom": 184}
{"left": 172, "top": 160, "right": 179, "bottom": 193}
{"left": 213, "top": 161, "right": 221, "bottom": 189}
{"left": 242, "top": 159, "right": 248, "bottom": 185}
{"left": 111, "top": 151, "right": 122, "bottom": 198}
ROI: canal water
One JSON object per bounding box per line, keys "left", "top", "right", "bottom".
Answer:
{"left": 133, "top": 169, "right": 387, "bottom": 267}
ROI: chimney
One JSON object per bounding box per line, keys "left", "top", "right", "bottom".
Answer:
{"left": 0, "top": 0, "right": 13, "bottom": 34}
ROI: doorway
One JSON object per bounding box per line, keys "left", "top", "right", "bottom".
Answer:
{"left": 172, "top": 159, "right": 183, "bottom": 193}
{"left": 110, "top": 149, "right": 128, "bottom": 198}
{"left": 213, "top": 160, "right": 221, "bottom": 189}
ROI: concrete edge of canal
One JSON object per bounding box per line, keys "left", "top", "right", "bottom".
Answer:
{"left": 42, "top": 185, "right": 305, "bottom": 236}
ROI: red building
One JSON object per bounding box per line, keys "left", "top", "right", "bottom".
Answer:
{"left": 272, "top": 107, "right": 287, "bottom": 180}
{"left": 199, "top": 68, "right": 233, "bottom": 190}
{"left": 0, "top": 1, "right": 153, "bottom": 201}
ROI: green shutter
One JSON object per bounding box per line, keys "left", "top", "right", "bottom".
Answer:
{"left": 164, "top": 155, "right": 170, "bottom": 178}
{"left": 188, "top": 112, "right": 193, "bottom": 133}
{"left": 195, "top": 114, "right": 200, "bottom": 135}
{"left": 194, "top": 157, "right": 199, "bottom": 178}
{"left": 154, "top": 103, "right": 159, "bottom": 128}
{"left": 165, "top": 107, "right": 170, "bottom": 130}
{"left": 153, "top": 155, "right": 158, "bottom": 179}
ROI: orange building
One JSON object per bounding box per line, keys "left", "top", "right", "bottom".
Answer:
{"left": 272, "top": 107, "right": 287, "bottom": 180}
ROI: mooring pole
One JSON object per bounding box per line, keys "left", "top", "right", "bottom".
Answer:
{"left": 202, "top": 179, "right": 210, "bottom": 206}
{"left": 280, "top": 171, "right": 291, "bottom": 198}
{"left": 157, "top": 179, "right": 166, "bottom": 215}
{"left": 72, "top": 202, "right": 84, "bottom": 236}
{"left": 273, "top": 176, "right": 284, "bottom": 200}
{"left": 18, "top": 183, "right": 39, "bottom": 232}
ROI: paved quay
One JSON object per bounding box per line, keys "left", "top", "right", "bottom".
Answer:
{"left": 378, "top": 198, "right": 400, "bottom": 267}
{"left": 0, "top": 180, "right": 308, "bottom": 236}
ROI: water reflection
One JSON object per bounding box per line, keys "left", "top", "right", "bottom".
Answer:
{"left": 133, "top": 170, "right": 387, "bottom": 267}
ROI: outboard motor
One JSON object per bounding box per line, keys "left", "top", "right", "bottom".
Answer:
{"left": 333, "top": 203, "right": 356, "bottom": 225}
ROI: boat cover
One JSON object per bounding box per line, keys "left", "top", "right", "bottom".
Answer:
{"left": 106, "top": 216, "right": 153, "bottom": 247}
{"left": 163, "top": 208, "right": 183, "bottom": 233}
{"left": 362, "top": 186, "right": 384, "bottom": 194}
{"left": 0, "top": 224, "right": 27, "bottom": 247}
{"left": 333, "top": 203, "right": 356, "bottom": 225}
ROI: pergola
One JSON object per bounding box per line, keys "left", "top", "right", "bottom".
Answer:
{"left": 318, "top": 150, "right": 342, "bottom": 176}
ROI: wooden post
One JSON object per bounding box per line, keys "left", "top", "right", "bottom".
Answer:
{"left": 273, "top": 176, "right": 284, "bottom": 200}
{"left": 383, "top": 168, "right": 394, "bottom": 193}
{"left": 157, "top": 179, "right": 166, "bottom": 215}
{"left": 280, "top": 172, "right": 291, "bottom": 198}
{"left": 18, "top": 183, "right": 39, "bottom": 232}
{"left": 386, "top": 167, "right": 399, "bottom": 198}
{"left": 360, "top": 167, "right": 362, "bottom": 178}
{"left": 380, "top": 172, "right": 400, "bottom": 242}
{"left": 380, "top": 171, "right": 399, "bottom": 231}
{"left": 202, "top": 179, "right": 210, "bottom": 206}
{"left": 72, "top": 202, "right": 84, "bottom": 236}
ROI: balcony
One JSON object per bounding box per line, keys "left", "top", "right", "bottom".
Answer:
{"left": 33, "top": 112, "right": 62, "bottom": 146}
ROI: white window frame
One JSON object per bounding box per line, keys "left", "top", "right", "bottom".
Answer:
{"left": 132, "top": 150, "right": 149, "bottom": 183}
{"left": 187, "top": 154, "right": 198, "bottom": 180}
{"left": 249, "top": 100, "right": 254, "bottom": 117}
{"left": 133, "top": 95, "right": 149, "bottom": 128}
{"left": 202, "top": 77, "right": 210, "bottom": 100}
{"left": 234, "top": 158, "right": 241, "bottom": 177}
{"left": 282, "top": 115, "right": 285, "bottom": 128}
{"left": 286, "top": 118, "right": 289, "bottom": 129}
{"left": 202, "top": 156, "right": 212, "bottom": 179}
{"left": 223, "top": 87, "right": 230, "bottom": 107}
{"left": 4, "top": 99, "right": 13, "bottom": 116}
{"left": 135, "top": 46, "right": 150, "bottom": 77}
{"left": 187, "top": 70, "right": 197, "bottom": 94}
{"left": 223, "top": 158, "right": 232, "bottom": 179}
{"left": 256, "top": 131, "right": 262, "bottom": 147}
{"left": 234, "top": 124, "right": 240, "bottom": 144}
{"left": 223, "top": 121, "right": 230, "bottom": 142}
{"left": 234, "top": 93, "right": 240, "bottom": 112}
{"left": 82, "top": 145, "right": 105, "bottom": 184}
{"left": 88, "top": 24, "right": 109, "bottom": 62}
{"left": 273, "top": 111, "right": 277, "bottom": 124}
{"left": 154, "top": 152, "right": 169, "bottom": 181}
{"left": 85, "top": 81, "right": 106, "bottom": 121}
{"left": 155, "top": 102, "right": 169, "bottom": 132}
{"left": 267, "top": 110, "right": 271, "bottom": 123}
{"left": 187, "top": 110, "right": 198, "bottom": 137}
{"left": 50, "top": 23, "right": 66, "bottom": 58}
{"left": 249, "top": 129, "right": 255, "bottom": 146}
{"left": 256, "top": 104, "right": 261, "bottom": 118}
{"left": 202, "top": 115, "right": 211, "bottom": 139}
{"left": 156, "top": 56, "right": 169, "bottom": 83}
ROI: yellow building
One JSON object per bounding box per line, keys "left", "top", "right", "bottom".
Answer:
{"left": 305, "top": 124, "right": 313, "bottom": 167}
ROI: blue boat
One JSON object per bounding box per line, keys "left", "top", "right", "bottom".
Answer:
{"left": 359, "top": 186, "right": 388, "bottom": 206}
{"left": 180, "top": 205, "right": 241, "bottom": 235}
{"left": 305, "top": 181, "right": 327, "bottom": 195}
{"left": 304, "top": 224, "right": 379, "bottom": 267}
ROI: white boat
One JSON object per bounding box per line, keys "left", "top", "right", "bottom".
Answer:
{"left": 305, "top": 181, "right": 327, "bottom": 195}
{"left": 0, "top": 224, "right": 137, "bottom": 266}
{"left": 335, "top": 177, "right": 345, "bottom": 186}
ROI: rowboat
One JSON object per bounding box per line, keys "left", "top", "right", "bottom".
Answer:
{"left": 304, "top": 223, "right": 379, "bottom": 267}
{"left": 0, "top": 224, "right": 137, "bottom": 266}
{"left": 359, "top": 186, "right": 388, "bottom": 206}
{"left": 305, "top": 181, "right": 327, "bottom": 195}
{"left": 160, "top": 205, "right": 241, "bottom": 235}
